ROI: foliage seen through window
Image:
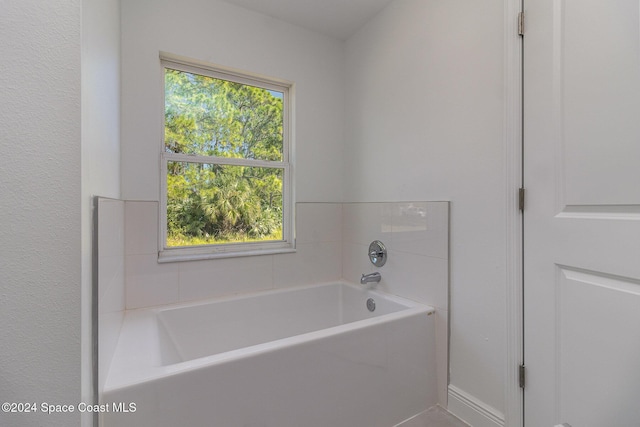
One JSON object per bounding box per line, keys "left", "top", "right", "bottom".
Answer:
{"left": 164, "top": 67, "right": 286, "bottom": 247}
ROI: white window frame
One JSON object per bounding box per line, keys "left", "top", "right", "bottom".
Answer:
{"left": 158, "top": 53, "right": 295, "bottom": 262}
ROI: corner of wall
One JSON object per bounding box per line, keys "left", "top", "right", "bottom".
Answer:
{"left": 82, "top": 0, "right": 121, "bottom": 422}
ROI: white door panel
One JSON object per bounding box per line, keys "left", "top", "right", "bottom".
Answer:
{"left": 557, "top": 267, "right": 640, "bottom": 426}
{"left": 524, "top": 0, "right": 640, "bottom": 426}
{"left": 559, "top": 0, "right": 640, "bottom": 207}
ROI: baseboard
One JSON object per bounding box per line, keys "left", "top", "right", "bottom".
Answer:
{"left": 448, "top": 385, "right": 505, "bottom": 427}
{"left": 394, "top": 405, "right": 469, "bottom": 427}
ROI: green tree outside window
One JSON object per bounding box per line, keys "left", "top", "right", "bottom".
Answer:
{"left": 164, "top": 67, "right": 286, "bottom": 247}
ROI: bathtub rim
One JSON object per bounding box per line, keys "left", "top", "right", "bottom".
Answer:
{"left": 103, "top": 281, "right": 434, "bottom": 394}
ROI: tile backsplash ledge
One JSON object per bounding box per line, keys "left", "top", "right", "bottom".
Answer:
{"left": 122, "top": 201, "right": 447, "bottom": 310}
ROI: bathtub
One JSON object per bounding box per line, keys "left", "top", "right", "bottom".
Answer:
{"left": 102, "top": 282, "right": 437, "bottom": 427}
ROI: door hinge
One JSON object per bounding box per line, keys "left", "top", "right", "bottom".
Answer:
{"left": 519, "top": 188, "right": 525, "bottom": 212}
{"left": 518, "top": 12, "right": 525, "bottom": 36}
{"left": 519, "top": 364, "right": 526, "bottom": 388}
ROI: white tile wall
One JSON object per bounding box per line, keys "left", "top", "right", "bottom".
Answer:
{"left": 342, "top": 201, "right": 449, "bottom": 407}
{"left": 123, "top": 202, "right": 343, "bottom": 309}
{"left": 124, "top": 200, "right": 158, "bottom": 256}
{"left": 123, "top": 201, "right": 179, "bottom": 309}
{"left": 125, "top": 253, "right": 180, "bottom": 309}
{"left": 178, "top": 256, "right": 274, "bottom": 302}
{"left": 273, "top": 241, "right": 342, "bottom": 288}
{"left": 342, "top": 202, "right": 449, "bottom": 307}
{"left": 97, "top": 198, "right": 125, "bottom": 394}
{"left": 273, "top": 203, "right": 343, "bottom": 288}
{"left": 341, "top": 202, "right": 393, "bottom": 245}
{"left": 390, "top": 202, "right": 449, "bottom": 260}
{"left": 346, "top": 244, "right": 445, "bottom": 307}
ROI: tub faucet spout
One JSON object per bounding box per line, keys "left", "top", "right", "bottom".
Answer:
{"left": 360, "top": 272, "right": 381, "bottom": 285}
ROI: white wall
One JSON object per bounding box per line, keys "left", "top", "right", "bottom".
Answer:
{"left": 1, "top": 0, "right": 513, "bottom": 425}
{"left": 0, "top": 1, "right": 82, "bottom": 426}
{"left": 344, "top": 0, "right": 508, "bottom": 424}
{"left": 120, "top": 0, "right": 345, "bottom": 203}
{"left": 118, "top": 0, "right": 346, "bottom": 310}
{"left": 118, "top": 0, "right": 510, "bottom": 423}
{"left": 82, "top": 0, "right": 121, "bottom": 419}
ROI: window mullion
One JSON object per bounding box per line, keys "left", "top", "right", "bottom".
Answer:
{"left": 163, "top": 153, "right": 286, "bottom": 169}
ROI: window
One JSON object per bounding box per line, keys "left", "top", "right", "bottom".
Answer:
{"left": 159, "top": 55, "right": 294, "bottom": 262}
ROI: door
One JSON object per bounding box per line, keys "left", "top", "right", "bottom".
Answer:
{"left": 524, "top": 0, "right": 640, "bottom": 426}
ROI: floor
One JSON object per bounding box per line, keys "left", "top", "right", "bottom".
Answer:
{"left": 395, "top": 406, "right": 470, "bottom": 427}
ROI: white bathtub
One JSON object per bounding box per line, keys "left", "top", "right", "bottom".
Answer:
{"left": 102, "top": 282, "right": 437, "bottom": 427}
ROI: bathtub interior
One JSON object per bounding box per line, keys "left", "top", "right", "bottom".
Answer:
{"left": 103, "top": 282, "right": 437, "bottom": 427}
{"left": 103, "top": 294, "right": 437, "bottom": 427}
{"left": 157, "top": 283, "right": 411, "bottom": 364}
{"left": 104, "top": 282, "right": 432, "bottom": 393}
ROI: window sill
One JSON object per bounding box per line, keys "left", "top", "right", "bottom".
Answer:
{"left": 157, "top": 243, "right": 296, "bottom": 263}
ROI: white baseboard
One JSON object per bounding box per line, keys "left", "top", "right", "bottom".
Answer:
{"left": 448, "top": 385, "right": 505, "bottom": 427}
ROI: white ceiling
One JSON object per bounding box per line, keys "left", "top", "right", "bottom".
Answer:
{"left": 220, "top": 0, "right": 396, "bottom": 40}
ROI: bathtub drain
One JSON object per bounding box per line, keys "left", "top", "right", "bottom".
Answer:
{"left": 366, "top": 298, "right": 376, "bottom": 312}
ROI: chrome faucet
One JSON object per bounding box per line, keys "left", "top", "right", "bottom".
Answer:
{"left": 360, "top": 272, "right": 381, "bottom": 285}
